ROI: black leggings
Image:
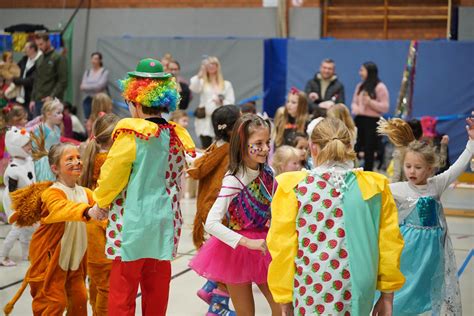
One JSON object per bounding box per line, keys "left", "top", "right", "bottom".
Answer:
{"left": 354, "top": 115, "right": 381, "bottom": 171}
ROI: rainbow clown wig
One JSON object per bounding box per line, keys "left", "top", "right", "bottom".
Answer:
{"left": 118, "top": 58, "right": 181, "bottom": 112}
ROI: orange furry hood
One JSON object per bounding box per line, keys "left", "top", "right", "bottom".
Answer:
{"left": 9, "top": 181, "right": 54, "bottom": 227}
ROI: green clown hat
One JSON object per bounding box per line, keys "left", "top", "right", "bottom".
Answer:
{"left": 127, "top": 58, "right": 172, "bottom": 79}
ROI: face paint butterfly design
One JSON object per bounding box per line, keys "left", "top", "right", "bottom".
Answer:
{"left": 248, "top": 143, "right": 265, "bottom": 155}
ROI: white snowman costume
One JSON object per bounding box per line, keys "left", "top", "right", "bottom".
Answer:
{"left": 1, "top": 127, "right": 36, "bottom": 266}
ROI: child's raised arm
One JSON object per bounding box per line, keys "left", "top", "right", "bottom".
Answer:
{"left": 431, "top": 115, "right": 474, "bottom": 195}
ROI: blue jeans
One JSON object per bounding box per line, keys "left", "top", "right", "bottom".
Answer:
{"left": 83, "top": 96, "right": 93, "bottom": 119}
{"left": 34, "top": 101, "right": 44, "bottom": 118}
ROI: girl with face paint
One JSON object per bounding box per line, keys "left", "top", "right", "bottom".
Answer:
{"left": 189, "top": 114, "right": 281, "bottom": 316}
{"left": 4, "top": 143, "right": 107, "bottom": 315}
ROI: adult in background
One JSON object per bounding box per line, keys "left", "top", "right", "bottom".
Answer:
{"left": 351, "top": 61, "right": 389, "bottom": 171}
{"left": 305, "top": 58, "right": 345, "bottom": 112}
{"left": 80, "top": 52, "right": 109, "bottom": 119}
{"left": 13, "top": 41, "right": 42, "bottom": 115}
{"left": 29, "top": 33, "right": 67, "bottom": 118}
{"left": 168, "top": 60, "right": 191, "bottom": 110}
{"left": 190, "top": 56, "right": 235, "bottom": 149}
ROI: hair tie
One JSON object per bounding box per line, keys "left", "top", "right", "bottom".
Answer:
{"left": 217, "top": 124, "right": 227, "bottom": 131}
{"left": 98, "top": 111, "right": 106, "bottom": 118}
{"left": 290, "top": 87, "right": 299, "bottom": 95}
{"left": 306, "top": 117, "right": 324, "bottom": 136}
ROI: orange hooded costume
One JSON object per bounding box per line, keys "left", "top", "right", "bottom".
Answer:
{"left": 86, "top": 152, "right": 111, "bottom": 316}
{"left": 4, "top": 182, "right": 94, "bottom": 316}
{"left": 187, "top": 142, "right": 229, "bottom": 249}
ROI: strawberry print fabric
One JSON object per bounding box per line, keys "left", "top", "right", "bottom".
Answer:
{"left": 293, "top": 171, "right": 352, "bottom": 315}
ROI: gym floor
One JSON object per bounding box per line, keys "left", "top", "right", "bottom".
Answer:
{"left": 0, "top": 194, "right": 473, "bottom": 315}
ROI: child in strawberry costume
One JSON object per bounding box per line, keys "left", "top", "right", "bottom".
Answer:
{"left": 267, "top": 118, "right": 405, "bottom": 315}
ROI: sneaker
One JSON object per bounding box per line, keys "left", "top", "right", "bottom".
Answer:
{"left": 206, "top": 290, "right": 236, "bottom": 316}
{"left": 197, "top": 280, "right": 218, "bottom": 304}
{"left": 1, "top": 258, "right": 17, "bottom": 267}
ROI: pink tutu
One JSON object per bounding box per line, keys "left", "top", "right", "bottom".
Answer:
{"left": 189, "top": 230, "right": 271, "bottom": 284}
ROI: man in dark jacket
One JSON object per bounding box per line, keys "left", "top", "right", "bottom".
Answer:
{"left": 304, "top": 59, "right": 345, "bottom": 112}
{"left": 29, "top": 33, "right": 67, "bottom": 117}
{"left": 13, "top": 41, "right": 42, "bottom": 113}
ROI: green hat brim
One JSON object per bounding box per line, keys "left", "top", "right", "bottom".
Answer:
{"left": 127, "top": 71, "right": 172, "bottom": 79}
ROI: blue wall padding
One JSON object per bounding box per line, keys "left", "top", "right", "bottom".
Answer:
{"left": 412, "top": 41, "right": 474, "bottom": 165}
{"left": 263, "top": 39, "right": 288, "bottom": 117}
{"left": 286, "top": 40, "right": 410, "bottom": 114}
{"left": 264, "top": 39, "right": 474, "bottom": 163}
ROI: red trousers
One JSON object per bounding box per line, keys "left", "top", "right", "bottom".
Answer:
{"left": 108, "top": 258, "right": 171, "bottom": 316}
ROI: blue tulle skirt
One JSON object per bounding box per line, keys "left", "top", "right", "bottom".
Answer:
{"left": 393, "top": 224, "right": 444, "bottom": 315}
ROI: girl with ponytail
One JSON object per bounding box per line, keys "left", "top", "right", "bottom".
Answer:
{"left": 378, "top": 116, "right": 474, "bottom": 315}
{"left": 80, "top": 113, "right": 119, "bottom": 316}
{"left": 268, "top": 117, "right": 405, "bottom": 315}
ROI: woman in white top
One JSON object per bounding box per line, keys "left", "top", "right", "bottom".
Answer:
{"left": 190, "top": 56, "right": 235, "bottom": 149}
{"left": 80, "top": 52, "right": 109, "bottom": 120}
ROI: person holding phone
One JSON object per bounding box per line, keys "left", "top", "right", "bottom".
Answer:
{"left": 190, "top": 56, "right": 235, "bottom": 149}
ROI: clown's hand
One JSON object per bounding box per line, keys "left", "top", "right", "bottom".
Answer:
{"left": 88, "top": 204, "right": 108, "bottom": 221}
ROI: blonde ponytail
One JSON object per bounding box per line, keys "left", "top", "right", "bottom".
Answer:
{"left": 80, "top": 113, "right": 119, "bottom": 189}
{"left": 377, "top": 118, "right": 415, "bottom": 147}
{"left": 79, "top": 138, "right": 100, "bottom": 188}
{"left": 311, "top": 117, "right": 356, "bottom": 165}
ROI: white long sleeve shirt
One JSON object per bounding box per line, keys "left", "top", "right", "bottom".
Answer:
{"left": 204, "top": 166, "right": 259, "bottom": 249}
{"left": 189, "top": 76, "right": 235, "bottom": 138}
{"left": 390, "top": 139, "right": 474, "bottom": 222}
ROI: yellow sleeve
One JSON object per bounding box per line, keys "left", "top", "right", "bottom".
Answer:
{"left": 93, "top": 132, "right": 136, "bottom": 208}
{"left": 170, "top": 121, "right": 196, "bottom": 155}
{"left": 377, "top": 179, "right": 405, "bottom": 292}
{"left": 41, "top": 188, "right": 91, "bottom": 224}
{"left": 267, "top": 171, "right": 306, "bottom": 303}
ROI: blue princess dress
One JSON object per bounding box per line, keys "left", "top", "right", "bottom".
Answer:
{"left": 388, "top": 139, "right": 474, "bottom": 315}
{"left": 393, "top": 196, "right": 461, "bottom": 315}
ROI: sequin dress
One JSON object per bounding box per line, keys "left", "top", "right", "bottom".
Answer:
{"left": 189, "top": 165, "right": 276, "bottom": 284}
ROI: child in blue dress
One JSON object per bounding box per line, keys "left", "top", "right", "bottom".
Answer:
{"left": 378, "top": 115, "right": 474, "bottom": 315}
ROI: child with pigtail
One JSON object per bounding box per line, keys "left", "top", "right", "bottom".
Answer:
{"left": 79, "top": 113, "right": 119, "bottom": 316}
{"left": 378, "top": 115, "right": 474, "bottom": 315}
{"left": 267, "top": 117, "right": 405, "bottom": 315}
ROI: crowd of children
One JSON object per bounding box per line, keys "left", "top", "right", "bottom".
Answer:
{"left": 0, "top": 55, "right": 473, "bottom": 316}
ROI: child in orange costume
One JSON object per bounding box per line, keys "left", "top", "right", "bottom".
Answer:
{"left": 80, "top": 113, "right": 119, "bottom": 316}
{"left": 3, "top": 143, "right": 107, "bottom": 316}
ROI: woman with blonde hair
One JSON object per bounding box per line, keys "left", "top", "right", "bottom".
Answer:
{"left": 190, "top": 56, "right": 235, "bottom": 149}
{"left": 327, "top": 103, "right": 357, "bottom": 147}
{"left": 85, "top": 92, "right": 113, "bottom": 136}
